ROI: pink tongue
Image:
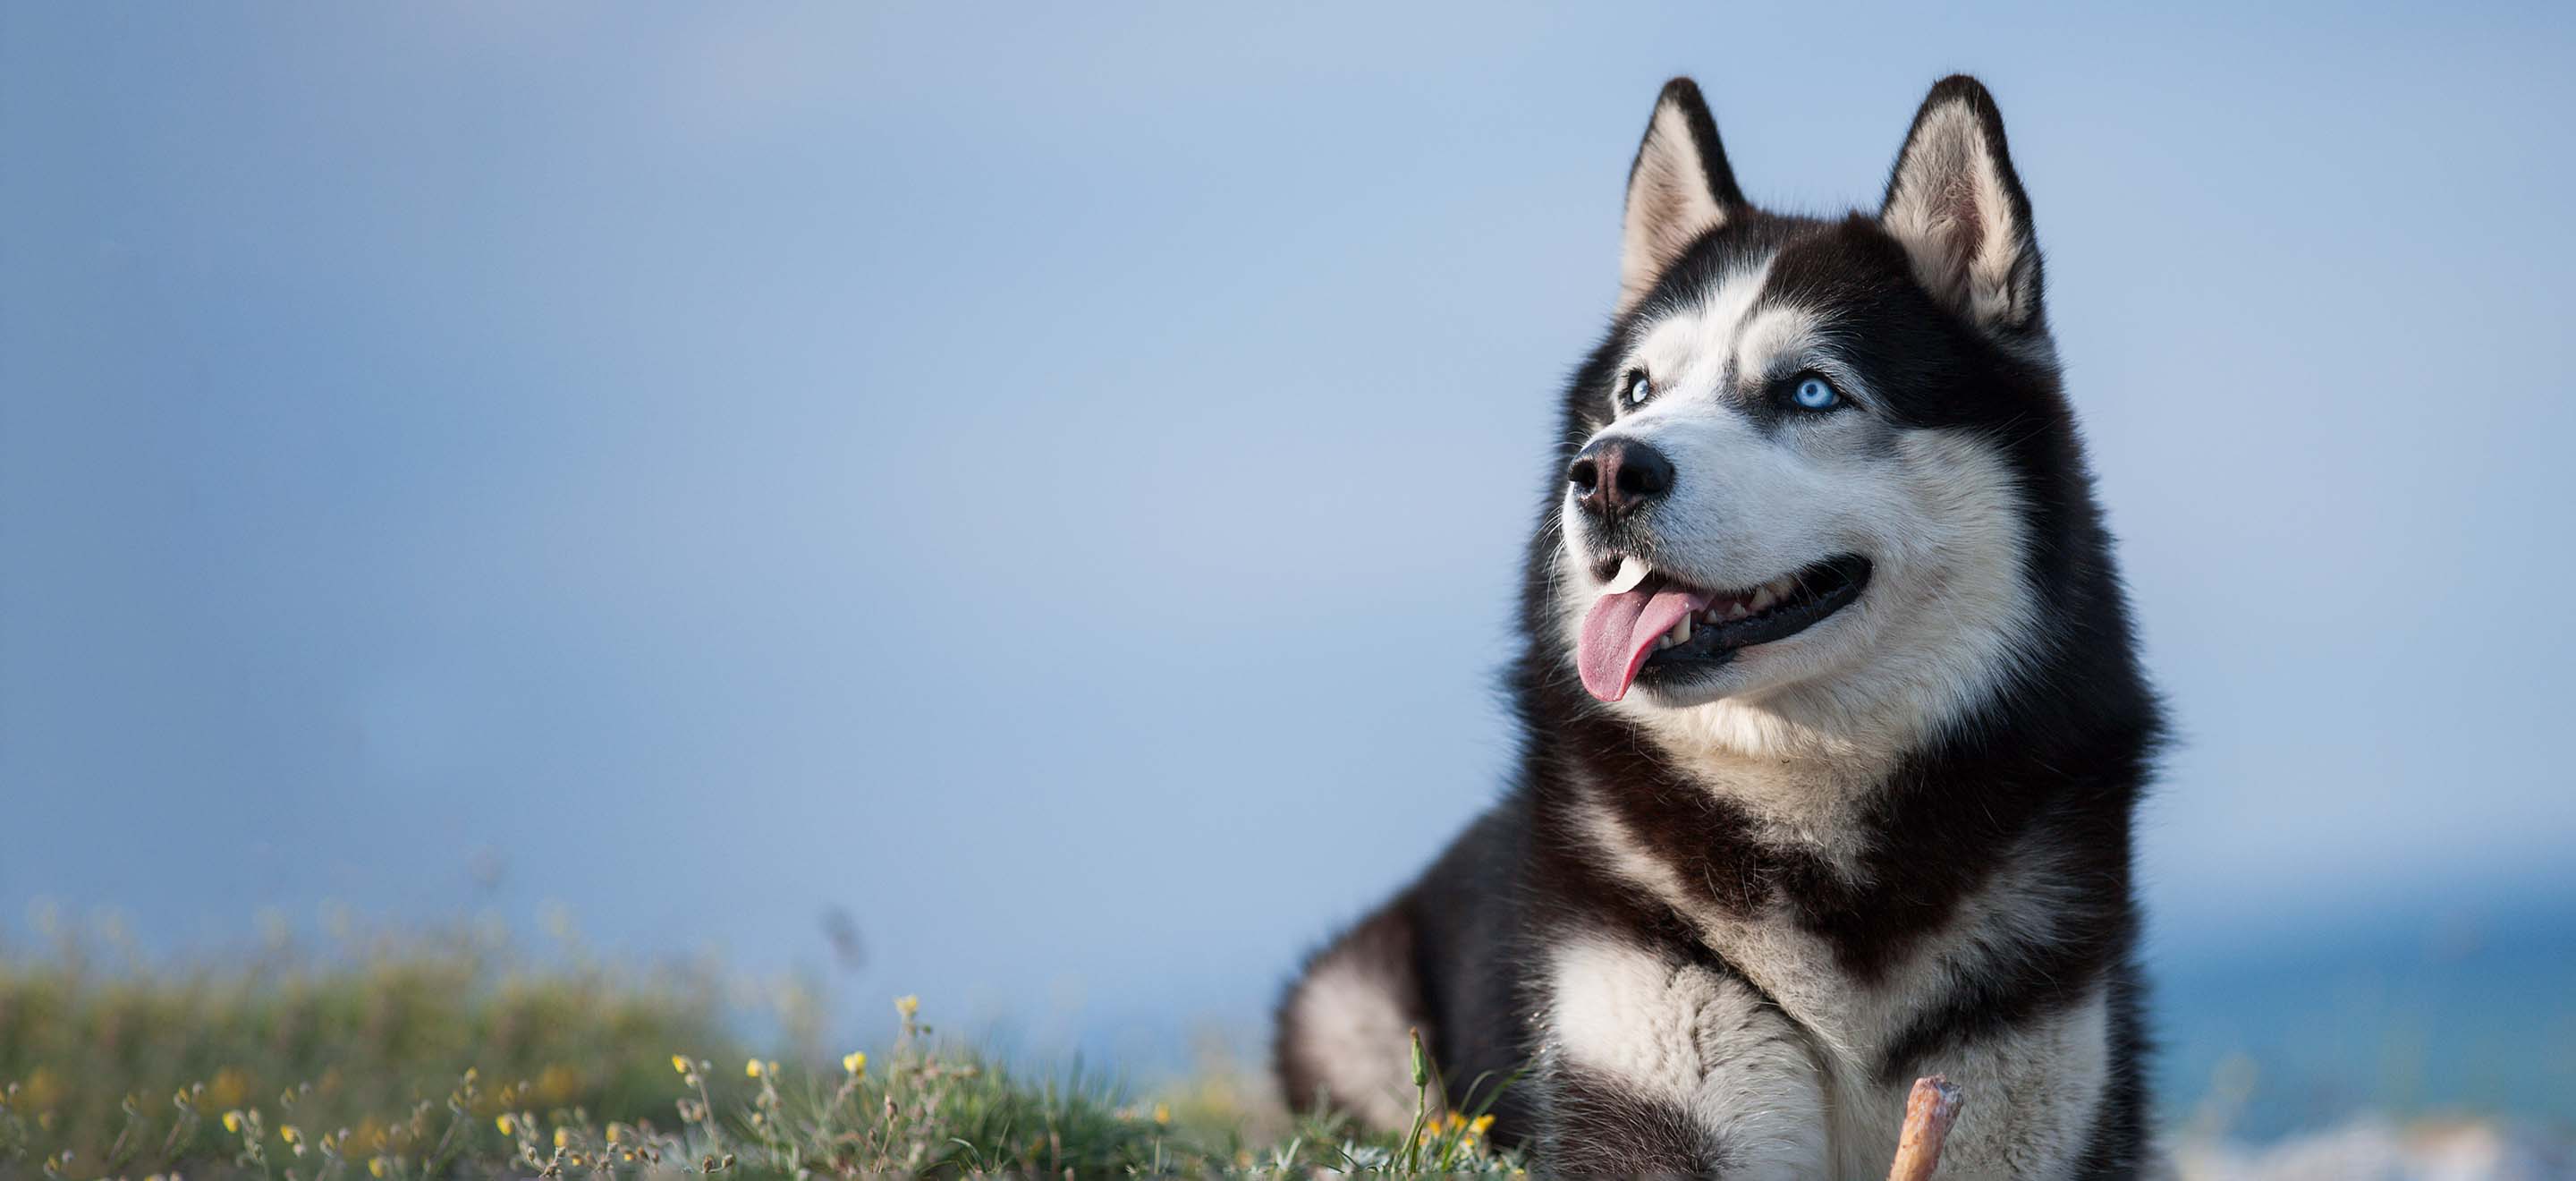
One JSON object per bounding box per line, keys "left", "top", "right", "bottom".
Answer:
{"left": 1578, "top": 582, "right": 1717, "bottom": 701}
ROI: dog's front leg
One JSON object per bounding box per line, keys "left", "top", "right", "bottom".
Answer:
{"left": 1537, "top": 937, "right": 1826, "bottom": 1177}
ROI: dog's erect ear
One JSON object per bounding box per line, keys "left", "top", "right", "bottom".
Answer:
{"left": 1619, "top": 78, "right": 1746, "bottom": 315}
{"left": 1879, "top": 75, "right": 2044, "bottom": 336}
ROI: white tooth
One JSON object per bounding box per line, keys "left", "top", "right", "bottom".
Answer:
{"left": 1750, "top": 586, "right": 1777, "bottom": 612}
{"left": 1602, "top": 556, "right": 1650, "bottom": 595}
{"left": 1672, "top": 616, "right": 1691, "bottom": 645}
{"left": 1725, "top": 600, "right": 1750, "bottom": 621}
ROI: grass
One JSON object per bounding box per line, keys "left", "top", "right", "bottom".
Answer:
{"left": 0, "top": 918, "right": 1520, "bottom": 1178}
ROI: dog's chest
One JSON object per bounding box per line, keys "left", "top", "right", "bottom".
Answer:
{"left": 1568, "top": 757, "right": 1953, "bottom": 1063}
{"left": 1695, "top": 899, "right": 1927, "bottom": 1064}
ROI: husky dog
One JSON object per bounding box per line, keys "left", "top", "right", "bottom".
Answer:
{"left": 1274, "top": 75, "right": 2163, "bottom": 1177}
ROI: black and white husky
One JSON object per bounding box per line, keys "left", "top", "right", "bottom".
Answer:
{"left": 1275, "top": 75, "right": 2163, "bottom": 1177}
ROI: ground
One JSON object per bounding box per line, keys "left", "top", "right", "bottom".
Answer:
{"left": 0, "top": 926, "right": 2557, "bottom": 1178}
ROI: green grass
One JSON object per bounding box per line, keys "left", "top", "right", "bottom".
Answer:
{"left": 0, "top": 922, "right": 1520, "bottom": 1178}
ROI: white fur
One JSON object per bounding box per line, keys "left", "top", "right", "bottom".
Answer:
{"left": 1546, "top": 936, "right": 1828, "bottom": 1177}
{"left": 1282, "top": 956, "right": 1419, "bottom": 1132}
{"left": 1928, "top": 990, "right": 2113, "bottom": 1179}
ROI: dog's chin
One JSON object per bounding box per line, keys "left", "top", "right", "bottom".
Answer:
{"left": 1620, "top": 554, "right": 1875, "bottom": 707}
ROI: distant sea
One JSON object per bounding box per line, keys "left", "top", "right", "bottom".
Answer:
{"left": 2153, "top": 896, "right": 2576, "bottom": 1141}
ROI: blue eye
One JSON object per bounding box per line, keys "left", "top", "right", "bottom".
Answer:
{"left": 1791, "top": 375, "right": 1840, "bottom": 411}
{"left": 1625, "top": 373, "right": 1651, "bottom": 405}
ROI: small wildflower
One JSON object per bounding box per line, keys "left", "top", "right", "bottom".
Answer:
{"left": 369, "top": 1157, "right": 388, "bottom": 1177}
{"left": 1152, "top": 1102, "right": 1171, "bottom": 1126}
{"left": 744, "top": 1058, "right": 763, "bottom": 1079}
{"left": 496, "top": 1115, "right": 514, "bottom": 1135}
{"left": 894, "top": 994, "right": 920, "bottom": 1020}
{"left": 842, "top": 1050, "right": 867, "bottom": 1076}
{"left": 670, "top": 1055, "right": 691, "bottom": 1075}
{"left": 1470, "top": 1113, "right": 1496, "bottom": 1137}
{"left": 554, "top": 1126, "right": 570, "bottom": 1150}
{"left": 224, "top": 1110, "right": 243, "bottom": 1134}
{"left": 282, "top": 1125, "right": 303, "bottom": 1144}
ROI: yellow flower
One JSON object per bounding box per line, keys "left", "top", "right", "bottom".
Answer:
{"left": 671, "top": 1055, "right": 691, "bottom": 1075}
{"left": 606, "top": 1125, "right": 625, "bottom": 1144}
{"left": 282, "top": 1125, "right": 302, "bottom": 1144}
{"left": 842, "top": 1051, "right": 867, "bottom": 1077}
{"left": 369, "top": 1158, "right": 388, "bottom": 1177}
{"left": 1152, "top": 1103, "right": 1170, "bottom": 1126}
{"left": 496, "top": 1115, "right": 514, "bottom": 1135}
{"left": 744, "top": 1059, "right": 763, "bottom": 1079}
{"left": 1470, "top": 1114, "right": 1496, "bottom": 1138}
{"left": 223, "top": 1111, "right": 243, "bottom": 1134}
{"left": 554, "top": 1126, "right": 570, "bottom": 1150}
{"left": 894, "top": 994, "right": 920, "bottom": 1020}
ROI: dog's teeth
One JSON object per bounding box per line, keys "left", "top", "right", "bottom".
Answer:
{"left": 1724, "top": 600, "right": 1750, "bottom": 621}
{"left": 1671, "top": 616, "right": 1690, "bottom": 645}
{"left": 1602, "top": 556, "right": 1650, "bottom": 595}
{"left": 1750, "top": 585, "right": 1777, "bottom": 612}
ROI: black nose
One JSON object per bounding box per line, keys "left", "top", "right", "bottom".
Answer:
{"left": 1568, "top": 437, "right": 1674, "bottom": 520}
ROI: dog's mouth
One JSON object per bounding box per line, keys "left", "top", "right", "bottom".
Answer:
{"left": 1575, "top": 554, "right": 1872, "bottom": 702}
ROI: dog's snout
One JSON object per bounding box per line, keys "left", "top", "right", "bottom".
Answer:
{"left": 1569, "top": 437, "right": 1674, "bottom": 521}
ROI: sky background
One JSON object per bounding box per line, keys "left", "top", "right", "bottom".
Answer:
{"left": 5, "top": 2, "right": 2574, "bottom": 1134}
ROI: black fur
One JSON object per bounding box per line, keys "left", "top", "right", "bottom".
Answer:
{"left": 1277, "top": 74, "right": 2162, "bottom": 1176}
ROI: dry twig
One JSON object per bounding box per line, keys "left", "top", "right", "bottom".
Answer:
{"left": 1886, "top": 1074, "right": 1964, "bottom": 1181}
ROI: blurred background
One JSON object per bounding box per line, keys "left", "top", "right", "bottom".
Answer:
{"left": 5, "top": 0, "right": 2573, "bottom": 1166}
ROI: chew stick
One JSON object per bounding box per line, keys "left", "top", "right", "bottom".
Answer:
{"left": 1886, "top": 1075, "right": 1964, "bottom": 1181}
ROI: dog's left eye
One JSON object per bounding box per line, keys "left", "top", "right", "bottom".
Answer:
{"left": 1790, "top": 375, "right": 1841, "bottom": 411}
{"left": 1623, "top": 371, "right": 1652, "bottom": 406}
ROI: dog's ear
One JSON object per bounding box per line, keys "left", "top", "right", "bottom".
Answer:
{"left": 1619, "top": 78, "right": 1746, "bottom": 315}
{"left": 1879, "top": 75, "right": 2044, "bottom": 336}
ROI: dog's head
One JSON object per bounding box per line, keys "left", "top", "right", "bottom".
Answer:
{"left": 1551, "top": 76, "right": 2076, "bottom": 754}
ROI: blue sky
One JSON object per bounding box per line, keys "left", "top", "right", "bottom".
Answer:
{"left": 5, "top": 2, "right": 2574, "bottom": 1082}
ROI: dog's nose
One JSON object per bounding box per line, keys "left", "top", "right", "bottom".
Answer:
{"left": 1568, "top": 437, "right": 1674, "bottom": 520}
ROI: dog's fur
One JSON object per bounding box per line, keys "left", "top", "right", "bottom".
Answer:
{"left": 1275, "top": 76, "right": 2163, "bottom": 1177}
